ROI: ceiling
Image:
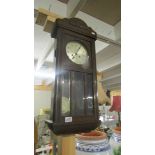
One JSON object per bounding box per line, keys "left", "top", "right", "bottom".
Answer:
{"left": 57, "top": 0, "right": 69, "bottom": 4}
{"left": 34, "top": 0, "right": 121, "bottom": 91}
{"left": 56, "top": 0, "right": 121, "bottom": 25}
{"left": 81, "top": 0, "right": 121, "bottom": 25}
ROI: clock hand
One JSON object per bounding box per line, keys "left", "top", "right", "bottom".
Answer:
{"left": 71, "top": 46, "right": 81, "bottom": 59}
{"left": 71, "top": 54, "right": 76, "bottom": 60}
{"left": 76, "top": 46, "right": 81, "bottom": 53}
{"left": 71, "top": 52, "right": 77, "bottom": 57}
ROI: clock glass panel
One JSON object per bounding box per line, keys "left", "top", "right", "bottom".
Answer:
{"left": 61, "top": 71, "right": 70, "bottom": 116}
{"left": 71, "top": 71, "right": 85, "bottom": 116}
{"left": 86, "top": 74, "right": 94, "bottom": 115}
{"left": 66, "top": 41, "right": 89, "bottom": 65}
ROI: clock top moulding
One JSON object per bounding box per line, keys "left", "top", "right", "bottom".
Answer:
{"left": 51, "top": 18, "right": 97, "bottom": 39}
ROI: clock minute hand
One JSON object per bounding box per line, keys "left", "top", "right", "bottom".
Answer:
{"left": 76, "top": 46, "right": 81, "bottom": 54}
{"left": 71, "top": 46, "right": 81, "bottom": 59}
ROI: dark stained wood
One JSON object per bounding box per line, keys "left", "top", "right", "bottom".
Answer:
{"left": 51, "top": 18, "right": 97, "bottom": 39}
{"left": 48, "top": 18, "right": 100, "bottom": 134}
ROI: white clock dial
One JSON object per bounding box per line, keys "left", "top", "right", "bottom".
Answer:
{"left": 66, "top": 41, "right": 89, "bottom": 65}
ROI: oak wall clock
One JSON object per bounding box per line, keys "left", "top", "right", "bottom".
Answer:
{"left": 47, "top": 18, "right": 100, "bottom": 134}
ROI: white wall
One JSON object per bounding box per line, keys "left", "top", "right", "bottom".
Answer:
{"left": 34, "top": 90, "right": 52, "bottom": 116}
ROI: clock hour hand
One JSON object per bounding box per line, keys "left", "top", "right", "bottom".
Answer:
{"left": 72, "top": 54, "right": 81, "bottom": 61}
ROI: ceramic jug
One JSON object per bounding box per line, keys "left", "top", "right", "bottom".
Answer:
{"left": 109, "top": 127, "right": 121, "bottom": 155}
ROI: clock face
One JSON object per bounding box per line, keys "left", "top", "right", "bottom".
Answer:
{"left": 66, "top": 41, "right": 89, "bottom": 65}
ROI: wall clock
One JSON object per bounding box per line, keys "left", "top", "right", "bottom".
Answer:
{"left": 47, "top": 18, "right": 100, "bottom": 134}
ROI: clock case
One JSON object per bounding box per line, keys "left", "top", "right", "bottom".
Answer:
{"left": 47, "top": 18, "right": 100, "bottom": 134}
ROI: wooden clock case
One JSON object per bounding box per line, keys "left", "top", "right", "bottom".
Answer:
{"left": 47, "top": 18, "right": 100, "bottom": 134}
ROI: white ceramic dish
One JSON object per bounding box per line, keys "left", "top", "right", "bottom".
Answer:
{"left": 76, "top": 131, "right": 112, "bottom": 155}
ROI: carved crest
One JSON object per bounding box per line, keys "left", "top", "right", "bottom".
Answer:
{"left": 69, "top": 18, "right": 87, "bottom": 28}
{"left": 52, "top": 18, "right": 97, "bottom": 39}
